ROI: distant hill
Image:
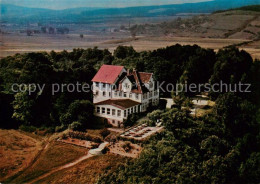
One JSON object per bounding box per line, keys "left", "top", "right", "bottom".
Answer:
{"left": 1, "top": 0, "right": 259, "bottom": 23}
{"left": 129, "top": 4, "right": 260, "bottom": 40}
{"left": 237, "top": 5, "right": 260, "bottom": 12}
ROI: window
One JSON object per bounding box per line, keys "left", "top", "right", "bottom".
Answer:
{"left": 129, "top": 93, "right": 132, "bottom": 98}
{"left": 135, "top": 94, "right": 139, "bottom": 99}
{"left": 112, "top": 120, "right": 115, "bottom": 124}
{"left": 128, "top": 109, "right": 130, "bottom": 115}
{"left": 149, "top": 92, "right": 152, "bottom": 98}
{"left": 130, "top": 108, "right": 133, "bottom": 114}
{"left": 109, "top": 92, "right": 111, "bottom": 97}
{"left": 119, "top": 92, "right": 122, "bottom": 97}
{"left": 135, "top": 106, "right": 138, "bottom": 112}
{"left": 112, "top": 109, "right": 116, "bottom": 116}
{"left": 96, "top": 82, "right": 99, "bottom": 87}
{"left": 103, "top": 91, "right": 106, "bottom": 97}
{"left": 102, "top": 108, "right": 105, "bottom": 114}
{"left": 107, "top": 108, "right": 110, "bottom": 115}
{"left": 124, "top": 93, "right": 127, "bottom": 97}
{"left": 149, "top": 82, "right": 153, "bottom": 89}
{"left": 117, "top": 110, "right": 121, "bottom": 117}
{"left": 124, "top": 110, "right": 127, "bottom": 117}
{"left": 103, "top": 83, "right": 106, "bottom": 88}
{"left": 114, "top": 91, "right": 117, "bottom": 96}
{"left": 97, "top": 107, "right": 100, "bottom": 113}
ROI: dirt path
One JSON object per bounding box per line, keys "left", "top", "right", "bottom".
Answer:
{"left": 5, "top": 139, "right": 50, "bottom": 183}
{"left": 28, "top": 153, "right": 94, "bottom": 184}
{"left": 28, "top": 142, "right": 108, "bottom": 184}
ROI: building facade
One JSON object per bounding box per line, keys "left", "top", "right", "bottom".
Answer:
{"left": 92, "top": 65, "right": 159, "bottom": 127}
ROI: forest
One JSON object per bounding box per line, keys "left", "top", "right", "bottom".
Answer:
{"left": 0, "top": 45, "right": 259, "bottom": 183}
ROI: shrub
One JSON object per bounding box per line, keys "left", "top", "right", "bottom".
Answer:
{"left": 147, "top": 109, "right": 163, "bottom": 122}
{"left": 100, "top": 128, "right": 110, "bottom": 139}
{"left": 122, "top": 141, "right": 133, "bottom": 152}
{"left": 68, "top": 121, "right": 83, "bottom": 131}
{"left": 140, "top": 119, "right": 155, "bottom": 127}
{"left": 19, "top": 125, "right": 37, "bottom": 132}
{"left": 55, "top": 124, "right": 67, "bottom": 132}
{"left": 61, "top": 133, "right": 68, "bottom": 139}
{"left": 67, "top": 131, "right": 102, "bottom": 143}
{"left": 124, "top": 113, "right": 140, "bottom": 127}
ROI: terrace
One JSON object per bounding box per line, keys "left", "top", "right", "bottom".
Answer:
{"left": 120, "top": 123, "right": 163, "bottom": 140}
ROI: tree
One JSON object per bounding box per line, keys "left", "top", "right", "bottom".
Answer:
{"left": 147, "top": 109, "right": 163, "bottom": 123}
{"left": 113, "top": 46, "right": 137, "bottom": 59}
{"left": 123, "top": 113, "right": 139, "bottom": 127}
{"left": 213, "top": 93, "right": 257, "bottom": 138}
{"left": 12, "top": 91, "right": 35, "bottom": 125}
{"left": 61, "top": 100, "right": 94, "bottom": 129}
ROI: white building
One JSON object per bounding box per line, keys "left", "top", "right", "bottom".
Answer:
{"left": 92, "top": 65, "right": 159, "bottom": 127}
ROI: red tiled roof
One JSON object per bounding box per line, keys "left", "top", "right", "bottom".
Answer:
{"left": 116, "top": 70, "right": 150, "bottom": 94}
{"left": 139, "top": 72, "right": 152, "bottom": 83}
{"left": 92, "top": 65, "right": 124, "bottom": 84}
{"left": 95, "top": 99, "right": 140, "bottom": 110}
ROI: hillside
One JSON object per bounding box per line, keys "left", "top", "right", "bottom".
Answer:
{"left": 1, "top": 0, "right": 259, "bottom": 23}
{"left": 130, "top": 5, "right": 260, "bottom": 40}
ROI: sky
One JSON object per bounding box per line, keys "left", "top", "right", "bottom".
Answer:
{"left": 0, "top": 0, "right": 214, "bottom": 10}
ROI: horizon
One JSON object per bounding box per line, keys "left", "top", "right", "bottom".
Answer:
{"left": 0, "top": 0, "right": 214, "bottom": 10}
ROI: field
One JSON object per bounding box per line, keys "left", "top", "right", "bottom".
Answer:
{"left": 1, "top": 9, "right": 260, "bottom": 59}
{"left": 7, "top": 141, "right": 88, "bottom": 183}
{"left": 0, "top": 129, "right": 130, "bottom": 184}
{"left": 1, "top": 33, "right": 260, "bottom": 59}
{"left": 37, "top": 154, "right": 128, "bottom": 184}
{"left": 0, "top": 129, "right": 43, "bottom": 181}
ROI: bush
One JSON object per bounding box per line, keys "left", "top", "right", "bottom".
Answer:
{"left": 67, "top": 131, "right": 102, "bottom": 143}
{"left": 55, "top": 124, "right": 67, "bottom": 132}
{"left": 19, "top": 125, "right": 37, "bottom": 132}
{"left": 100, "top": 128, "right": 110, "bottom": 139}
{"left": 102, "top": 147, "right": 109, "bottom": 154}
{"left": 147, "top": 110, "right": 163, "bottom": 123}
{"left": 122, "top": 141, "right": 133, "bottom": 152}
{"left": 140, "top": 119, "right": 155, "bottom": 127}
{"left": 68, "top": 121, "right": 83, "bottom": 131}
{"left": 123, "top": 113, "right": 140, "bottom": 127}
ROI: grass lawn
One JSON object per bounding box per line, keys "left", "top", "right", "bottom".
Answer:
{"left": 9, "top": 141, "right": 88, "bottom": 183}
{"left": 37, "top": 154, "right": 129, "bottom": 184}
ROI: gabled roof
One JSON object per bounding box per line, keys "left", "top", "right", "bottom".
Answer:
{"left": 139, "top": 72, "right": 152, "bottom": 83}
{"left": 92, "top": 65, "right": 124, "bottom": 84}
{"left": 117, "top": 70, "right": 150, "bottom": 94}
{"left": 95, "top": 99, "right": 140, "bottom": 110}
